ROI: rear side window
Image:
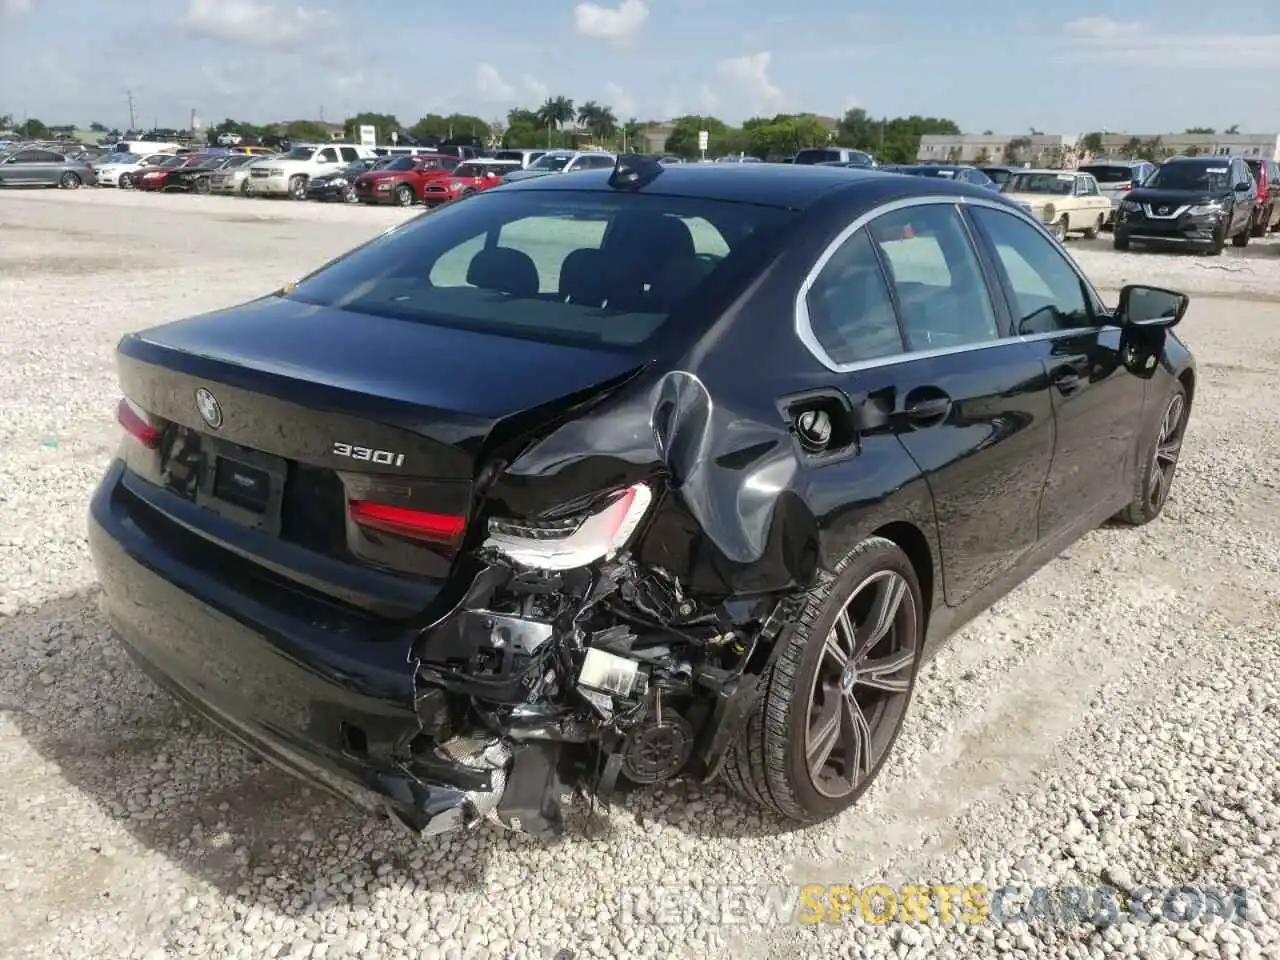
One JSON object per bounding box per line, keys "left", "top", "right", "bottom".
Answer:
{"left": 868, "top": 205, "right": 1001, "bottom": 350}
{"left": 805, "top": 231, "right": 904, "bottom": 364}
{"left": 287, "top": 191, "right": 791, "bottom": 351}
{"left": 1079, "top": 165, "right": 1136, "bottom": 184}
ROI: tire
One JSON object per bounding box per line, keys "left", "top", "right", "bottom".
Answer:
{"left": 394, "top": 184, "right": 415, "bottom": 206}
{"left": 720, "top": 536, "right": 924, "bottom": 824}
{"left": 1113, "top": 231, "right": 1130, "bottom": 251}
{"left": 343, "top": 184, "right": 357, "bottom": 204}
{"left": 1048, "top": 218, "right": 1066, "bottom": 242}
{"left": 119, "top": 173, "right": 135, "bottom": 190}
{"left": 239, "top": 179, "right": 251, "bottom": 197}
{"left": 1082, "top": 215, "right": 1103, "bottom": 240}
{"left": 1207, "top": 224, "right": 1226, "bottom": 256}
{"left": 1232, "top": 221, "right": 1250, "bottom": 247}
{"left": 59, "top": 171, "right": 81, "bottom": 189}
{"left": 288, "top": 174, "right": 307, "bottom": 200}
{"left": 1116, "top": 383, "right": 1189, "bottom": 526}
{"left": 194, "top": 177, "right": 210, "bottom": 195}
{"left": 1250, "top": 208, "right": 1269, "bottom": 238}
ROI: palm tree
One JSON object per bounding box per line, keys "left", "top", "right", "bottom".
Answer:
{"left": 576, "top": 101, "right": 618, "bottom": 145}
{"left": 536, "top": 96, "right": 575, "bottom": 147}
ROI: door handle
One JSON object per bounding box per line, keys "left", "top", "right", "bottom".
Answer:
{"left": 904, "top": 394, "right": 952, "bottom": 424}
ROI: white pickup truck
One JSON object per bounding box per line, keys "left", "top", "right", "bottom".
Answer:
{"left": 245, "top": 143, "right": 378, "bottom": 199}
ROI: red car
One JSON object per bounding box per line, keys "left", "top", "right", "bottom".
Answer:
{"left": 136, "top": 154, "right": 219, "bottom": 192}
{"left": 353, "top": 154, "right": 459, "bottom": 206}
{"left": 1245, "top": 158, "right": 1280, "bottom": 236}
{"left": 421, "top": 159, "right": 522, "bottom": 208}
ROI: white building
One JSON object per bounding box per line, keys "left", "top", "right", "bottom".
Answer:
{"left": 918, "top": 132, "right": 1280, "bottom": 165}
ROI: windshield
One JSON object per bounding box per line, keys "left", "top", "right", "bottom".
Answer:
{"left": 1006, "top": 173, "right": 1075, "bottom": 195}
{"left": 107, "top": 152, "right": 140, "bottom": 163}
{"left": 453, "top": 163, "right": 485, "bottom": 177}
{"left": 158, "top": 155, "right": 186, "bottom": 167}
{"left": 341, "top": 161, "right": 368, "bottom": 175}
{"left": 384, "top": 157, "right": 417, "bottom": 171}
{"left": 285, "top": 191, "right": 790, "bottom": 352}
{"left": 1144, "top": 162, "right": 1230, "bottom": 192}
{"left": 530, "top": 154, "right": 573, "bottom": 171}
{"left": 1079, "top": 165, "right": 1140, "bottom": 184}
{"left": 283, "top": 147, "right": 315, "bottom": 161}
{"left": 908, "top": 167, "right": 957, "bottom": 178}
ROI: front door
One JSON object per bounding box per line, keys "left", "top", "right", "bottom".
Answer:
{"left": 965, "top": 204, "right": 1148, "bottom": 539}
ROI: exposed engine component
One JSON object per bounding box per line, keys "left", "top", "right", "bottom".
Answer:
{"left": 621, "top": 705, "right": 695, "bottom": 784}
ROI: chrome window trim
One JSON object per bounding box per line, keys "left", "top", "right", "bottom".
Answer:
{"left": 794, "top": 193, "right": 1110, "bottom": 374}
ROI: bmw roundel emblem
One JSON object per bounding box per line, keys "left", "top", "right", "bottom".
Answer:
{"left": 194, "top": 388, "right": 223, "bottom": 429}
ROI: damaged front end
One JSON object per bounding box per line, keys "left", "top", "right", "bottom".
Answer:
{"left": 395, "top": 478, "right": 796, "bottom": 842}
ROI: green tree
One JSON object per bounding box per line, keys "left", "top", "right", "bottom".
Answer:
{"left": 16, "top": 118, "right": 49, "bottom": 139}
{"left": 1080, "top": 131, "right": 1104, "bottom": 155}
{"left": 836, "top": 108, "right": 961, "bottom": 163}
{"left": 503, "top": 108, "right": 547, "bottom": 147}
{"left": 343, "top": 112, "right": 400, "bottom": 143}
{"left": 1122, "top": 136, "right": 1144, "bottom": 158}
{"left": 975, "top": 147, "right": 991, "bottom": 164}
{"left": 1225, "top": 124, "right": 1240, "bottom": 134}
{"left": 284, "top": 120, "right": 333, "bottom": 142}
{"left": 88, "top": 121, "right": 108, "bottom": 133}
{"left": 576, "top": 101, "right": 617, "bottom": 143}
{"left": 409, "top": 114, "right": 490, "bottom": 141}
{"left": 746, "top": 114, "right": 831, "bottom": 158}
{"left": 1003, "top": 136, "right": 1031, "bottom": 164}
{"left": 664, "top": 115, "right": 729, "bottom": 158}
{"left": 0, "top": 113, "right": 12, "bottom": 130}
{"left": 1136, "top": 137, "right": 1164, "bottom": 162}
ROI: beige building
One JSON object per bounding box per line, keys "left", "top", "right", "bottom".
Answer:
{"left": 919, "top": 131, "right": 1280, "bottom": 165}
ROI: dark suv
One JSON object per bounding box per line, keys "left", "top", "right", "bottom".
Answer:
{"left": 1114, "top": 155, "right": 1257, "bottom": 254}
{"left": 1244, "top": 157, "right": 1280, "bottom": 235}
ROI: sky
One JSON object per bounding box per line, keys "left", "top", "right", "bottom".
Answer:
{"left": 1, "top": 0, "right": 1279, "bottom": 134}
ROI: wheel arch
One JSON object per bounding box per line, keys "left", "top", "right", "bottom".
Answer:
{"left": 871, "top": 519, "right": 936, "bottom": 622}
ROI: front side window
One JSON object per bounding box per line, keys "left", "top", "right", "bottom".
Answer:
{"left": 339, "top": 147, "right": 359, "bottom": 162}
{"left": 283, "top": 147, "right": 315, "bottom": 161}
{"left": 969, "top": 206, "right": 1093, "bottom": 334}
{"left": 318, "top": 148, "right": 338, "bottom": 163}
{"left": 868, "top": 204, "right": 1001, "bottom": 351}
{"left": 286, "top": 191, "right": 790, "bottom": 351}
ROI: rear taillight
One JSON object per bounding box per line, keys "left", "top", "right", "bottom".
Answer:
{"left": 348, "top": 501, "right": 465, "bottom": 548}
{"left": 116, "top": 397, "right": 159, "bottom": 448}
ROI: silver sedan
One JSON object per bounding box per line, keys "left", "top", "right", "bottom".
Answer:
{"left": 0, "top": 147, "right": 99, "bottom": 188}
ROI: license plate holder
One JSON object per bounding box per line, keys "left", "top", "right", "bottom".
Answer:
{"left": 195, "top": 436, "right": 287, "bottom": 536}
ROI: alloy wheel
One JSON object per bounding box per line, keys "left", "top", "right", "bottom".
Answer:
{"left": 804, "top": 569, "right": 918, "bottom": 799}
{"left": 1148, "top": 392, "right": 1186, "bottom": 511}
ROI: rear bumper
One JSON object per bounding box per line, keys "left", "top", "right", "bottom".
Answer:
{"left": 87, "top": 458, "right": 501, "bottom": 836}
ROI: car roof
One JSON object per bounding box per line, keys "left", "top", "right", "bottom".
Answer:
{"left": 1014, "top": 168, "right": 1080, "bottom": 176}
{"left": 498, "top": 162, "right": 1002, "bottom": 209}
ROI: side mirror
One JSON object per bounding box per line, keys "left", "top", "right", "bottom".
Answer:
{"left": 1234, "top": 181, "right": 1251, "bottom": 192}
{"left": 1116, "top": 284, "right": 1189, "bottom": 328}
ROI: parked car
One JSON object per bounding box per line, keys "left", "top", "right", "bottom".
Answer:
{"left": 165, "top": 155, "right": 256, "bottom": 194}
{"left": 1000, "top": 169, "right": 1112, "bottom": 241}
{"left": 0, "top": 148, "right": 98, "bottom": 188}
{"left": 129, "top": 154, "right": 190, "bottom": 191}
{"left": 490, "top": 148, "right": 547, "bottom": 169}
{"left": 353, "top": 154, "right": 460, "bottom": 206}
{"left": 246, "top": 143, "right": 378, "bottom": 200}
{"left": 88, "top": 158, "right": 1195, "bottom": 842}
{"left": 976, "top": 165, "right": 1022, "bottom": 188}
{"left": 1114, "top": 154, "right": 1256, "bottom": 254}
{"left": 306, "top": 159, "right": 378, "bottom": 202}
{"left": 793, "top": 146, "right": 874, "bottom": 166}
{"left": 501, "top": 150, "right": 617, "bottom": 183}
{"left": 1243, "top": 158, "right": 1280, "bottom": 236}
{"left": 888, "top": 164, "right": 998, "bottom": 191}
{"left": 94, "top": 152, "right": 171, "bottom": 188}
{"left": 136, "top": 153, "right": 223, "bottom": 192}
{"left": 420, "top": 158, "right": 522, "bottom": 207}
{"left": 1077, "top": 160, "right": 1157, "bottom": 225}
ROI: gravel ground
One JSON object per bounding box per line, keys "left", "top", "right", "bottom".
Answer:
{"left": 0, "top": 188, "right": 1278, "bottom": 960}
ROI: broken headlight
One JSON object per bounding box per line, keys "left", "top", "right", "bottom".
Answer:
{"left": 483, "top": 482, "right": 653, "bottom": 571}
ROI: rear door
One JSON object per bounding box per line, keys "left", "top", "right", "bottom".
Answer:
{"left": 965, "top": 204, "right": 1147, "bottom": 539}
{"left": 802, "top": 199, "right": 1056, "bottom": 606}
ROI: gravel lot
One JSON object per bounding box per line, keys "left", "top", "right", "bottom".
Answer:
{"left": 1, "top": 188, "right": 1278, "bottom": 960}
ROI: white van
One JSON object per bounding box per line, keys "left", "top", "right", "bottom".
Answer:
{"left": 115, "top": 140, "right": 180, "bottom": 157}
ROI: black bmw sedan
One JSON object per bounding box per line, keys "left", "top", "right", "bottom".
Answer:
{"left": 88, "top": 158, "right": 1196, "bottom": 840}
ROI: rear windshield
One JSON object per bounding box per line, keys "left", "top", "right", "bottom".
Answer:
{"left": 285, "top": 191, "right": 791, "bottom": 351}
{"left": 1144, "top": 162, "right": 1230, "bottom": 192}
{"left": 980, "top": 168, "right": 1014, "bottom": 185}
{"left": 905, "top": 167, "right": 956, "bottom": 178}
{"left": 793, "top": 148, "right": 840, "bottom": 165}
{"left": 1079, "top": 165, "right": 1139, "bottom": 184}
{"left": 1006, "top": 172, "right": 1074, "bottom": 195}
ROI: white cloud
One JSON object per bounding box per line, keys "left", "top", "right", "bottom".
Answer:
{"left": 475, "top": 62, "right": 514, "bottom": 101}
{"left": 182, "top": 0, "right": 337, "bottom": 50}
{"left": 573, "top": 0, "right": 648, "bottom": 45}
{"left": 603, "top": 82, "right": 635, "bottom": 120}
{"left": 716, "top": 52, "right": 786, "bottom": 113}
{"left": 0, "top": 0, "right": 31, "bottom": 17}
{"left": 521, "top": 74, "right": 549, "bottom": 104}
{"left": 1062, "top": 17, "right": 1280, "bottom": 65}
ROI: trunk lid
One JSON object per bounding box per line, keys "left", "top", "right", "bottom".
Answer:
{"left": 115, "top": 296, "right": 644, "bottom": 618}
